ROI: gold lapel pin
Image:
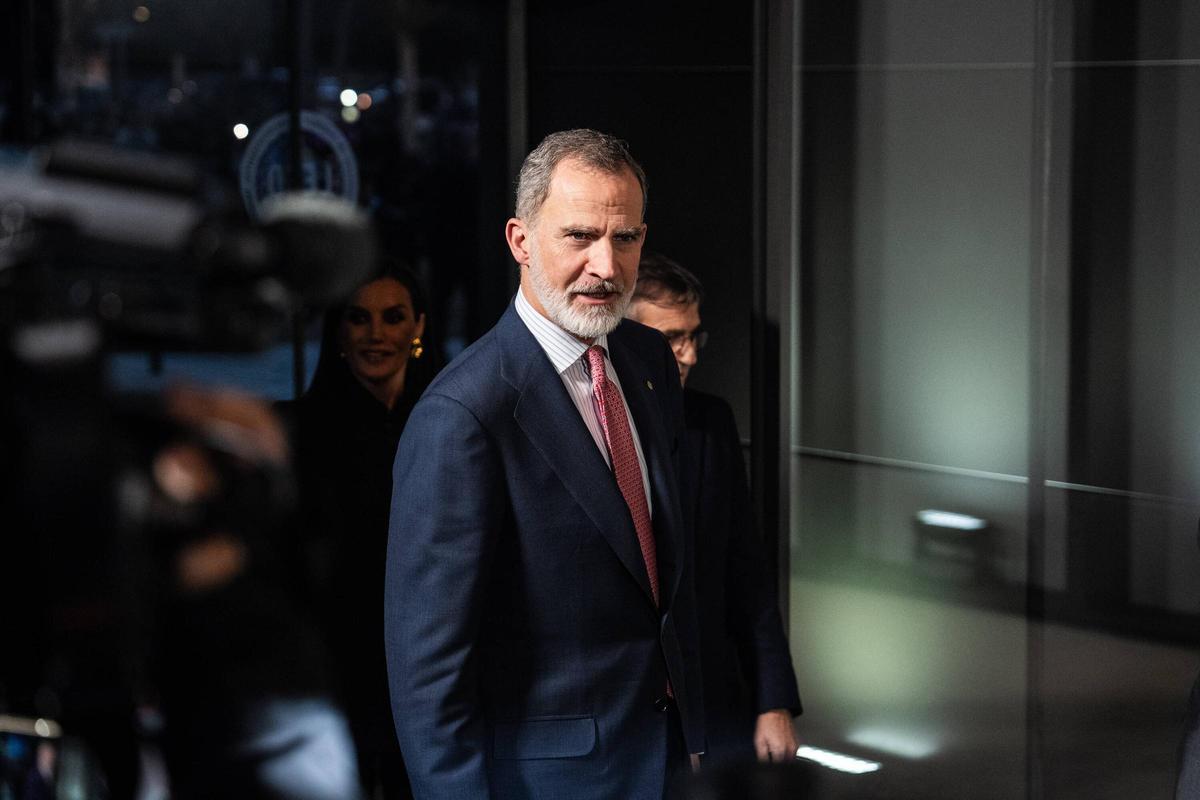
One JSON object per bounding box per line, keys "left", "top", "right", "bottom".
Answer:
{"left": 646, "top": 380, "right": 654, "bottom": 390}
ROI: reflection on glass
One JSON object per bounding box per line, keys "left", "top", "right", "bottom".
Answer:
{"left": 792, "top": 2, "right": 1200, "bottom": 796}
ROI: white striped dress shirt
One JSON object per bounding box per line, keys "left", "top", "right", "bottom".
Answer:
{"left": 514, "top": 289, "right": 653, "bottom": 513}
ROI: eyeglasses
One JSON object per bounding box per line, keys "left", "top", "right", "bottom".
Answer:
{"left": 665, "top": 330, "right": 708, "bottom": 352}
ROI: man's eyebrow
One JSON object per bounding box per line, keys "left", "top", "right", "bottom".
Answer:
{"left": 558, "top": 225, "right": 602, "bottom": 236}
{"left": 614, "top": 226, "right": 644, "bottom": 238}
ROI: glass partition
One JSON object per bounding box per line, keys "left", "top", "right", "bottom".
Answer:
{"left": 35, "top": 0, "right": 496, "bottom": 398}
{"left": 788, "top": 1, "right": 1200, "bottom": 795}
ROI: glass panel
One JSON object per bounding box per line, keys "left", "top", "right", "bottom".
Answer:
{"left": 804, "top": 0, "right": 1036, "bottom": 66}
{"left": 1039, "top": 621, "right": 1193, "bottom": 796}
{"left": 1044, "top": 42, "right": 1200, "bottom": 617}
{"left": 800, "top": 67, "right": 1032, "bottom": 475}
{"left": 304, "top": 2, "right": 492, "bottom": 363}
{"left": 34, "top": 1, "right": 492, "bottom": 396}
{"left": 792, "top": 1, "right": 1200, "bottom": 795}
{"left": 793, "top": 3, "right": 1035, "bottom": 795}
{"left": 1053, "top": 3, "right": 1200, "bottom": 63}
{"left": 790, "top": 576, "right": 1029, "bottom": 797}
{"left": 795, "top": 457, "right": 1029, "bottom": 587}
{"left": 1043, "top": 6, "right": 1200, "bottom": 796}
{"left": 35, "top": 0, "right": 294, "bottom": 394}
{"left": 53, "top": 0, "right": 286, "bottom": 170}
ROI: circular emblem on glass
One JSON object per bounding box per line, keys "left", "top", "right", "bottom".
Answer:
{"left": 238, "top": 110, "right": 360, "bottom": 220}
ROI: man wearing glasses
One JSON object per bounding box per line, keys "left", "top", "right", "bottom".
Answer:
{"left": 627, "top": 252, "right": 803, "bottom": 766}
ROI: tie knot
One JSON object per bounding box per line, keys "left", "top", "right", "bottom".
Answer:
{"left": 586, "top": 345, "right": 607, "bottom": 386}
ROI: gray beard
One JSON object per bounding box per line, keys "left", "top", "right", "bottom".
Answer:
{"left": 527, "top": 256, "right": 632, "bottom": 340}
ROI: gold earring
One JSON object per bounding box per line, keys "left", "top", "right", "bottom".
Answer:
{"left": 410, "top": 337, "right": 424, "bottom": 359}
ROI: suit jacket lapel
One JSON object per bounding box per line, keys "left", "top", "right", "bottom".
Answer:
{"left": 498, "top": 307, "right": 657, "bottom": 605}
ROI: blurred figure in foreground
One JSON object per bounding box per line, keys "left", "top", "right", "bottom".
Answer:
{"left": 150, "top": 386, "right": 361, "bottom": 800}
{"left": 281, "top": 261, "right": 435, "bottom": 800}
{"left": 627, "top": 252, "right": 803, "bottom": 765}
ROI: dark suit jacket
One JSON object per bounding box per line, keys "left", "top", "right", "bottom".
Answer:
{"left": 680, "top": 388, "right": 801, "bottom": 762}
{"left": 385, "top": 304, "right": 704, "bottom": 800}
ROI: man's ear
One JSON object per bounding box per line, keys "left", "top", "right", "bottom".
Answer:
{"left": 505, "top": 217, "right": 531, "bottom": 266}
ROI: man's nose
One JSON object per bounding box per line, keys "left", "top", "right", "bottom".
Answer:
{"left": 585, "top": 240, "right": 618, "bottom": 280}
{"left": 677, "top": 343, "right": 699, "bottom": 367}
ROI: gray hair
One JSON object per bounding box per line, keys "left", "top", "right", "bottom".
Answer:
{"left": 515, "top": 129, "right": 648, "bottom": 223}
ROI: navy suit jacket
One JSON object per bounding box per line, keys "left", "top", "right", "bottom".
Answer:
{"left": 680, "top": 388, "right": 801, "bottom": 762}
{"left": 385, "top": 303, "right": 704, "bottom": 800}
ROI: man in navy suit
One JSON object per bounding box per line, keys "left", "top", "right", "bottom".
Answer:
{"left": 385, "top": 129, "right": 703, "bottom": 800}
{"left": 627, "top": 253, "right": 802, "bottom": 766}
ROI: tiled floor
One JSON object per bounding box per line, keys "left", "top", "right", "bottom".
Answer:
{"left": 788, "top": 579, "right": 1198, "bottom": 799}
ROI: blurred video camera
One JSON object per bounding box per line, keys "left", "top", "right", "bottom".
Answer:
{"left": 0, "top": 140, "right": 375, "bottom": 799}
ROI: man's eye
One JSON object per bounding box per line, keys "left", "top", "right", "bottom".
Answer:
{"left": 569, "top": 231, "right": 589, "bottom": 241}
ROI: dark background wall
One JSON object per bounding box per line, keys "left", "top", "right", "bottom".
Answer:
{"left": 525, "top": 0, "right": 757, "bottom": 430}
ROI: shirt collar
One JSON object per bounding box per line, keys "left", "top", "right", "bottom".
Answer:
{"left": 514, "top": 287, "right": 609, "bottom": 375}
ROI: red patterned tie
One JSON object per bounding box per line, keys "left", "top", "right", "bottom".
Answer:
{"left": 586, "top": 345, "right": 660, "bottom": 606}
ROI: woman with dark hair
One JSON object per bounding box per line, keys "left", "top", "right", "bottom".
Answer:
{"left": 282, "top": 260, "right": 436, "bottom": 800}
{"left": 305, "top": 261, "right": 433, "bottom": 420}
